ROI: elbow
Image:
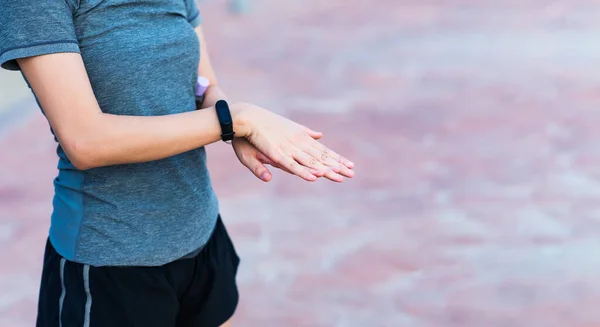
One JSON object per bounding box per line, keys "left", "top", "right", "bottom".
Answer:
{"left": 70, "top": 157, "right": 95, "bottom": 171}
{"left": 61, "top": 136, "right": 101, "bottom": 171}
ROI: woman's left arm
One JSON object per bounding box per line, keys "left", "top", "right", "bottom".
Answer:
{"left": 194, "top": 26, "right": 279, "bottom": 182}
{"left": 195, "top": 26, "right": 219, "bottom": 86}
{"left": 194, "top": 26, "right": 351, "bottom": 182}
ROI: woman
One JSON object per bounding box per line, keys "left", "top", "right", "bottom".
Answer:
{"left": 0, "top": 1, "right": 354, "bottom": 326}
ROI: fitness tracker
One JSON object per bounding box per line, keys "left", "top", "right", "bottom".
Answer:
{"left": 195, "top": 76, "right": 210, "bottom": 109}
{"left": 215, "top": 99, "right": 235, "bottom": 142}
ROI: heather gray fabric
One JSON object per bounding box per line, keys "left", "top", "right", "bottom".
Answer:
{"left": 0, "top": 0, "right": 219, "bottom": 266}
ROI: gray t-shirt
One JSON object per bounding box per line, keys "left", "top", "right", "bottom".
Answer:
{"left": 0, "top": 0, "right": 219, "bottom": 266}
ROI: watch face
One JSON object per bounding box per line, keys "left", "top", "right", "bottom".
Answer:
{"left": 215, "top": 100, "right": 233, "bottom": 124}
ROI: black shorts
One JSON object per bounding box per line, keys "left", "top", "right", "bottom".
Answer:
{"left": 36, "top": 216, "right": 240, "bottom": 327}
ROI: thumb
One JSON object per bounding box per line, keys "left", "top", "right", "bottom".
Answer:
{"left": 244, "top": 155, "right": 273, "bottom": 182}
{"left": 301, "top": 125, "right": 323, "bottom": 139}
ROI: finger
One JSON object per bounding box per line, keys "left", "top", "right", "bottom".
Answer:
{"left": 306, "top": 144, "right": 355, "bottom": 178}
{"left": 271, "top": 153, "right": 318, "bottom": 182}
{"left": 300, "top": 125, "right": 323, "bottom": 140}
{"left": 256, "top": 151, "right": 275, "bottom": 165}
{"left": 259, "top": 149, "right": 326, "bottom": 178}
{"left": 322, "top": 148, "right": 354, "bottom": 169}
{"left": 308, "top": 168, "right": 325, "bottom": 176}
{"left": 315, "top": 145, "right": 354, "bottom": 169}
{"left": 257, "top": 151, "right": 323, "bottom": 177}
{"left": 241, "top": 154, "right": 273, "bottom": 182}
{"left": 273, "top": 163, "right": 324, "bottom": 178}
{"left": 293, "top": 150, "right": 344, "bottom": 182}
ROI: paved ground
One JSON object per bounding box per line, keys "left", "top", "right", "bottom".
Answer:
{"left": 2, "top": 0, "right": 600, "bottom": 326}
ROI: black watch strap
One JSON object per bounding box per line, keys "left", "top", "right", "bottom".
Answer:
{"left": 215, "top": 99, "right": 235, "bottom": 142}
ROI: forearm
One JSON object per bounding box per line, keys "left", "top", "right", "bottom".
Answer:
{"left": 81, "top": 27, "right": 225, "bottom": 169}
{"left": 17, "top": 53, "right": 249, "bottom": 170}
{"left": 194, "top": 26, "right": 230, "bottom": 106}
{"left": 71, "top": 107, "right": 244, "bottom": 169}
{"left": 195, "top": 26, "right": 218, "bottom": 85}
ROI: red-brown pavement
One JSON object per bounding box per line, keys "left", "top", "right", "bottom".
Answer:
{"left": 3, "top": 1, "right": 600, "bottom": 326}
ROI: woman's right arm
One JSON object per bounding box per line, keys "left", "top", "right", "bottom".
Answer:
{"left": 18, "top": 52, "right": 246, "bottom": 170}
{"left": 19, "top": 52, "right": 354, "bottom": 182}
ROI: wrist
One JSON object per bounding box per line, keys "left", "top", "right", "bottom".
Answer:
{"left": 205, "top": 87, "right": 251, "bottom": 139}
{"left": 230, "top": 102, "right": 251, "bottom": 138}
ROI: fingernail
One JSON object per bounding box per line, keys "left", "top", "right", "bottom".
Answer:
{"left": 261, "top": 172, "right": 270, "bottom": 180}
{"left": 309, "top": 175, "right": 317, "bottom": 181}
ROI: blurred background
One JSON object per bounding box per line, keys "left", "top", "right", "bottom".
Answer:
{"left": 2, "top": 0, "right": 600, "bottom": 326}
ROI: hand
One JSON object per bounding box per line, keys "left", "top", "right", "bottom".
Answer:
{"left": 202, "top": 85, "right": 355, "bottom": 182}
{"left": 232, "top": 138, "right": 326, "bottom": 182}
{"left": 233, "top": 103, "right": 355, "bottom": 182}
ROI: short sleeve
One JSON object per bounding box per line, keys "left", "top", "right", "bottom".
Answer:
{"left": 184, "top": 0, "right": 203, "bottom": 28}
{"left": 0, "top": 0, "right": 80, "bottom": 71}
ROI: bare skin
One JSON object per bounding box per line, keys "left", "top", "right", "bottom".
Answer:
{"left": 18, "top": 53, "right": 354, "bottom": 182}
{"left": 194, "top": 27, "right": 354, "bottom": 326}
{"left": 17, "top": 24, "right": 355, "bottom": 327}
{"left": 193, "top": 26, "right": 355, "bottom": 182}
